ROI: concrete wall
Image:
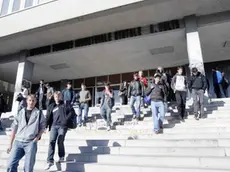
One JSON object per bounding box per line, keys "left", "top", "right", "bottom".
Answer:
{"left": 0, "top": 0, "right": 143, "bottom": 37}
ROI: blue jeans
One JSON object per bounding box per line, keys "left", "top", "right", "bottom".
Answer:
{"left": 101, "top": 104, "right": 112, "bottom": 126}
{"left": 47, "top": 126, "right": 67, "bottom": 163}
{"left": 7, "top": 140, "right": 37, "bottom": 172}
{"left": 130, "top": 96, "right": 141, "bottom": 117}
{"left": 78, "top": 103, "right": 89, "bottom": 124}
{"left": 151, "top": 101, "right": 165, "bottom": 132}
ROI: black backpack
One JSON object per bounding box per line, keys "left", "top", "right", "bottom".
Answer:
{"left": 67, "top": 107, "right": 77, "bottom": 129}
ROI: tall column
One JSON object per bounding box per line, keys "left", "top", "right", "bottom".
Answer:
{"left": 12, "top": 52, "right": 34, "bottom": 115}
{"left": 185, "top": 15, "right": 205, "bottom": 75}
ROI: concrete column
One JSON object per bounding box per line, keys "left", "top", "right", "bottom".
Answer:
{"left": 185, "top": 15, "right": 205, "bottom": 75}
{"left": 12, "top": 52, "right": 34, "bottom": 115}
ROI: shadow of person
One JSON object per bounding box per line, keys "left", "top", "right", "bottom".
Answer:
{"left": 65, "top": 139, "right": 122, "bottom": 171}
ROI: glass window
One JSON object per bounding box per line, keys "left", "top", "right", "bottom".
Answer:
{"left": 12, "top": 0, "right": 21, "bottom": 12}
{"left": 96, "top": 76, "right": 108, "bottom": 86}
{"left": 109, "top": 74, "right": 121, "bottom": 84}
{"left": 85, "top": 77, "right": 95, "bottom": 87}
{"left": 122, "top": 72, "right": 133, "bottom": 83}
{"left": 24, "top": 0, "right": 34, "bottom": 8}
{"left": 1, "top": 0, "right": 10, "bottom": 15}
{"left": 73, "top": 79, "right": 84, "bottom": 88}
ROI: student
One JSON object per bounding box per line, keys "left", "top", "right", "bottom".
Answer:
{"left": 0, "top": 93, "right": 6, "bottom": 131}
{"left": 7, "top": 95, "right": 46, "bottom": 172}
{"left": 171, "top": 67, "right": 187, "bottom": 120}
{"left": 62, "top": 82, "right": 75, "bottom": 106}
{"left": 78, "top": 83, "right": 92, "bottom": 126}
{"left": 45, "top": 83, "right": 54, "bottom": 109}
{"left": 222, "top": 72, "right": 229, "bottom": 98}
{"left": 36, "top": 80, "right": 47, "bottom": 110}
{"left": 145, "top": 74, "right": 166, "bottom": 134}
{"left": 119, "top": 81, "right": 128, "bottom": 105}
{"left": 45, "top": 91, "right": 75, "bottom": 170}
{"left": 100, "top": 82, "right": 114, "bottom": 131}
{"left": 188, "top": 67, "right": 207, "bottom": 120}
{"left": 212, "top": 67, "right": 225, "bottom": 98}
{"left": 128, "top": 73, "right": 144, "bottom": 121}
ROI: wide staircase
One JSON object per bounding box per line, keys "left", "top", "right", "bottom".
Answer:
{"left": 0, "top": 98, "right": 230, "bottom": 172}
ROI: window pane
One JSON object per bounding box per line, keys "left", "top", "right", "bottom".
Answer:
{"left": 25, "top": 0, "right": 34, "bottom": 8}
{"left": 96, "top": 76, "right": 108, "bottom": 86}
{"left": 122, "top": 72, "right": 133, "bottom": 83}
{"left": 12, "top": 0, "right": 21, "bottom": 12}
{"left": 1, "top": 0, "right": 10, "bottom": 15}
{"left": 73, "top": 79, "right": 84, "bottom": 88}
{"left": 85, "top": 77, "right": 95, "bottom": 87}
{"left": 109, "top": 74, "right": 120, "bottom": 84}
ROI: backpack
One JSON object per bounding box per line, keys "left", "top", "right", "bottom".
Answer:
{"left": 67, "top": 107, "right": 77, "bottom": 129}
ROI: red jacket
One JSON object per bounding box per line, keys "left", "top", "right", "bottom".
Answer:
{"left": 140, "top": 77, "right": 148, "bottom": 88}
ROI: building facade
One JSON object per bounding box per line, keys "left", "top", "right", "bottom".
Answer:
{"left": 0, "top": 0, "right": 230, "bottom": 112}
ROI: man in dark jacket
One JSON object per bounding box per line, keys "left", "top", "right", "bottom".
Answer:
{"left": 188, "top": 67, "right": 207, "bottom": 120}
{"left": 36, "top": 80, "right": 47, "bottom": 110}
{"left": 0, "top": 93, "right": 6, "bottom": 131}
{"left": 100, "top": 82, "right": 114, "bottom": 131}
{"left": 45, "top": 91, "right": 75, "bottom": 170}
{"left": 128, "top": 73, "right": 144, "bottom": 121}
{"left": 145, "top": 74, "right": 166, "bottom": 134}
{"left": 62, "top": 82, "right": 75, "bottom": 106}
{"left": 171, "top": 67, "right": 187, "bottom": 120}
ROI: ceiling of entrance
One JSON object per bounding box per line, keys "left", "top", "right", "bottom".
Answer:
{"left": 0, "top": 0, "right": 230, "bottom": 55}
{"left": 28, "top": 29, "right": 187, "bottom": 83}
{"left": 1, "top": 20, "right": 230, "bottom": 84}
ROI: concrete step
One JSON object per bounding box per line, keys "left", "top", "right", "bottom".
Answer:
{"left": 0, "top": 161, "right": 229, "bottom": 172}
{"left": 1, "top": 147, "right": 230, "bottom": 159}
{"left": 2, "top": 132, "right": 230, "bottom": 141}
{"left": 0, "top": 155, "right": 230, "bottom": 171}
{"left": 0, "top": 139, "right": 229, "bottom": 147}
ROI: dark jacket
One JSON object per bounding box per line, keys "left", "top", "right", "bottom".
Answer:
{"left": 36, "top": 85, "right": 47, "bottom": 98}
{"left": 101, "top": 89, "right": 115, "bottom": 109}
{"left": 0, "top": 96, "right": 6, "bottom": 113}
{"left": 188, "top": 72, "right": 207, "bottom": 91}
{"left": 145, "top": 83, "right": 166, "bottom": 102}
{"left": 62, "top": 89, "right": 75, "bottom": 103}
{"left": 128, "top": 80, "right": 144, "bottom": 98}
{"left": 154, "top": 72, "right": 170, "bottom": 92}
{"left": 171, "top": 74, "right": 187, "bottom": 92}
{"left": 46, "top": 101, "right": 75, "bottom": 130}
{"left": 119, "top": 83, "right": 128, "bottom": 97}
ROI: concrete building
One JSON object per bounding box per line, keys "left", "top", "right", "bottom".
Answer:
{"left": 0, "top": 0, "right": 230, "bottom": 112}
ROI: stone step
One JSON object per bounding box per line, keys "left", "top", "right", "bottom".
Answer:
{"left": 0, "top": 139, "right": 229, "bottom": 147}
{"left": 0, "top": 162, "right": 229, "bottom": 172}
{"left": 1, "top": 147, "right": 230, "bottom": 159}
{"left": 0, "top": 155, "right": 230, "bottom": 171}
{"left": 2, "top": 132, "right": 230, "bottom": 141}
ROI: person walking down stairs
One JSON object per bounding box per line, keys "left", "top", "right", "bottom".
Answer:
{"left": 171, "top": 67, "right": 188, "bottom": 121}
{"left": 100, "top": 82, "right": 114, "bottom": 131}
{"left": 128, "top": 73, "right": 144, "bottom": 121}
{"left": 7, "top": 95, "right": 46, "bottom": 172}
{"left": 45, "top": 91, "right": 75, "bottom": 170}
{"left": 145, "top": 74, "right": 167, "bottom": 134}
{"left": 188, "top": 67, "right": 207, "bottom": 120}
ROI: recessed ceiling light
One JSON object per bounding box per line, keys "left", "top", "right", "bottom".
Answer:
{"left": 50, "top": 63, "right": 70, "bottom": 70}
{"left": 223, "top": 41, "right": 230, "bottom": 48}
{"left": 150, "top": 46, "right": 174, "bottom": 55}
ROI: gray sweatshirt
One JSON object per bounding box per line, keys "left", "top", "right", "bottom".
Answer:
{"left": 79, "top": 90, "right": 91, "bottom": 103}
{"left": 11, "top": 108, "right": 46, "bottom": 142}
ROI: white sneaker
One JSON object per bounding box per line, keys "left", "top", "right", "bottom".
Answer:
{"left": 45, "top": 162, "right": 54, "bottom": 170}
{"left": 107, "top": 126, "right": 111, "bottom": 131}
{"left": 58, "top": 157, "right": 65, "bottom": 163}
